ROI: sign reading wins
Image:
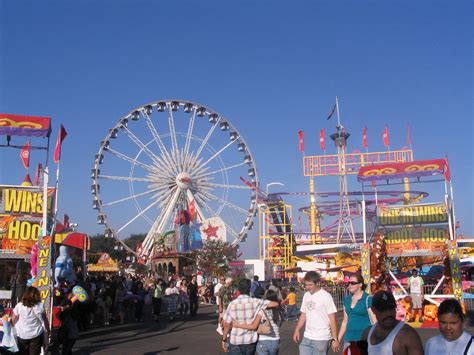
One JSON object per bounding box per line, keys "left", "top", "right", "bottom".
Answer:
{"left": 0, "top": 185, "right": 55, "bottom": 255}
{"left": 377, "top": 203, "right": 448, "bottom": 226}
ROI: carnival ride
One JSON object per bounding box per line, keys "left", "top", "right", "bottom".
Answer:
{"left": 92, "top": 100, "right": 259, "bottom": 259}
{"left": 258, "top": 103, "right": 465, "bottom": 316}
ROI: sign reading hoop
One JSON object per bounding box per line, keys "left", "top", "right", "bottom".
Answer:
{"left": 384, "top": 226, "right": 448, "bottom": 257}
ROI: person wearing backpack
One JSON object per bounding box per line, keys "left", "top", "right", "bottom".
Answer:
{"left": 251, "top": 276, "right": 265, "bottom": 299}
{"left": 231, "top": 289, "right": 283, "bottom": 355}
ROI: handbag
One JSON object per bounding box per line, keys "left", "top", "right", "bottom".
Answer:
{"left": 256, "top": 311, "right": 272, "bottom": 335}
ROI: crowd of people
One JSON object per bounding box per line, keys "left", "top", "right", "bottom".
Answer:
{"left": 0, "top": 270, "right": 472, "bottom": 355}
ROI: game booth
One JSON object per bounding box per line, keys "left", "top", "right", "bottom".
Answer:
{"left": 0, "top": 113, "right": 90, "bottom": 352}
{"left": 357, "top": 158, "right": 468, "bottom": 328}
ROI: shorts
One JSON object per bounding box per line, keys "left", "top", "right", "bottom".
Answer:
{"left": 411, "top": 293, "right": 423, "bottom": 309}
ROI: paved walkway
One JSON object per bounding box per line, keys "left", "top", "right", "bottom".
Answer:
{"left": 73, "top": 303, "right": 473, "bottom": 354}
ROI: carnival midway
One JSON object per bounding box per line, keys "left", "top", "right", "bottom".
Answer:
{"left": 0, "top": 99, "right": 472, "bottom": 355}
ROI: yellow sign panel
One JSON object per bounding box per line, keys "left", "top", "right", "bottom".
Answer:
{"left": 377, "top": 203, "right": 448, "bottom": 226}
{"left": 0, "top": 185, "right": 55, "bottom": 255}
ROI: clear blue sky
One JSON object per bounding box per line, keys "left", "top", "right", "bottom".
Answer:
{"left": 1, "top": 1, "right": 472, "bottom": 259}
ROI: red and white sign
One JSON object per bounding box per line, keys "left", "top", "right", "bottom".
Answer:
{"left": 200, "top": 217, "right": 226, "bottom": 242}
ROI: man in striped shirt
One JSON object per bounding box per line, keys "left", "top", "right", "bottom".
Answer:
{"left": 222, "top": 279, "right": 279, "bottom": 354}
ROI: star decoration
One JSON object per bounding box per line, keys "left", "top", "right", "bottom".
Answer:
{"left": 202, "top": 224, "right": 219, "bottom": 239}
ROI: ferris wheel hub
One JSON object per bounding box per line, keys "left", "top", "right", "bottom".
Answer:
{"left": 176, "top": 172, "right": 192, "bottom": 190}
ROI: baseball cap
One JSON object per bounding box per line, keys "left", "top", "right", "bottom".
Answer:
{"left": 371, "top": 290, "right": 397, "bottom": 311}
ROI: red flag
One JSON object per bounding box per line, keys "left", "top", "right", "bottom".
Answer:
{"left": 383, "top": 126, "right": 389, "bottom": 147}
{"left": 34, "top": 163, "right": 42, "bottom": 185}
{"left": 407, "top": 123, "right": 411, "bottom": 146}
{"left": 20, "top": 140, "right": 30, "bottom": 169}
{"left": 298, "top": 130, "right": 304, "bottom": 152}
{"left": 372, "top": 180, "right": 376, "bottom": 188}
{"left": 362, "top": 127, "right": 368, "bottom": 149}
{"left": 188, "top": 199, "right": 196, "bottom": 221}
{"left": 53, "top": 125, "right": 68, "bottom": 163}
{"left": 319, "top": 129, "right": 325, "bottom": 150}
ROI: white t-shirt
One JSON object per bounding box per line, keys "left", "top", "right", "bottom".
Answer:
{"left": 13, "top": 302, "right": 45, "bottom": 340}
{"left": 425, "top": 332, "right": 473, "bottom": 355}
{"left": 300, "top": 289, "right": 337, "bottom": 341}
{"left": 408, "top": 276, "right": 423, "bottom": 294}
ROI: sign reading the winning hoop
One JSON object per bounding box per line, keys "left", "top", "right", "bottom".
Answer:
{"left": 377, "top": 203, "right": 448, "bottom": 226}
{"left": 384, "top": 226, "right": 448, "bottom": 257}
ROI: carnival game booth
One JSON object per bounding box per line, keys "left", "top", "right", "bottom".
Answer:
{"left": 357, "top": 158, "right": 463, "bottom": 328}
{"left": 0, "top": 113, "right": 54, "bottom": 307}
{"left": 87, "top": 253, "right": 119, "bottom": 273}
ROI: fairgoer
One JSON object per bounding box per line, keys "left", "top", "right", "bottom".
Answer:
{"left": 407, "top": 269, "right": 424, "bottom": 323}
{"left": 222, "top": 278, "right": 279, "bottom": 354}
{"left": 292, "top": 271, "right": 340, "bottom": 355}
{"left": 361, "top": 290, "right": 423, "bottom": 355}
{"left": 337, "top": 274, "right": 376, "bottom": 352}
{"left": 12, "top": 286, "right": 51, "bottom": 355}
{"left": 425, "top": 298, "right": 473, "bottom": 355}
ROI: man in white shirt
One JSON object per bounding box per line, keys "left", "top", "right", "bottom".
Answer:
{"left": 407, "top": 269, "right": 424, "bottom": 323}
{"left": 293, "top": 271, "right": 340, "bottom": 355}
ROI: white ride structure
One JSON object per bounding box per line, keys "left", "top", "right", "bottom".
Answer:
{"left": 91, "top": 100, "right": 259, "bottom": 258}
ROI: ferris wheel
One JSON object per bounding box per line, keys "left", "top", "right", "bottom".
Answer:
{"left": 91, "top": 100, "right": 259, "bottom": 256}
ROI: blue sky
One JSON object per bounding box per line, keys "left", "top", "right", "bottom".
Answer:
{"left": 0, "top": 1, "right": 472, "bottom": 259}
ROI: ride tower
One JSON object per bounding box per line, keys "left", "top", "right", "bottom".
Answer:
{"left": 330, "top": 124, "right": 356, "bottom": 244}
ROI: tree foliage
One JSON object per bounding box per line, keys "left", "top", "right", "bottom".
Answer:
{"left": 193, "top": 240, "right": 237, "bottom": 277}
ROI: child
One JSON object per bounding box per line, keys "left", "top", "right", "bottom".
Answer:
{"left": 283, "top": 287, "right": 297, "bottom": 321}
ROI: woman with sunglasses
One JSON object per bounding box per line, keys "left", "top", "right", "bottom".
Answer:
{"left": 337, "top": 274, "right": 376, "bottom": 352}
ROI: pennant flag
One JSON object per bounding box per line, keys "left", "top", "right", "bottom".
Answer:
{"left": 298, "top": 130, "right": 304, "bottom": 152}
{"left": 383, "top": 126, "right": 389, "bottom": 147}
{"left": 407, "top": 123, "right": 411, "bottom": 146}
{"left": 327, "top": 103, "right": 336, "bottom": 120}
{"left": 20, "top": 140, "right": 30, "bottom": 169}
{"left": 363, "top": 127, "right": 368, "bottom": 149}
{"left": 53, "top": 125, "right": 68, "bottom": 163}
{"left": 319, "top": 129, "right": 325, "bottom": 150}
{"left": 188, "top": 199, "right": 196, "bottom": 221}
{"left": 34, "top": 163, "right": 42, "bottom": 186}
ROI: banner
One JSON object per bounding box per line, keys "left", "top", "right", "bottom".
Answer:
{"left": 377, "top": 203, "right": 448, "bottom": 226}
{"left": 383, "top": 226, "right": 448, "bottom": 257}
{"left": 36, "top": 235, "right": 53, "bottom": 315}
{"left": 360, "top": 244, "right": 370, "bottom": 293}
{"left": 358, "top": 158, "right": 448, "bottom": 182}
{"left": 0, "top": 113, "right": 51, "bottom": 137}
{"left": 447, "top": 240, "right": 463, "bottom": 300}
{"left": 0, "top": 185, "right": 55, "bottom": 255}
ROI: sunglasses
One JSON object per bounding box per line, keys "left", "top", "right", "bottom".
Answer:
{"left": 347, "top": 281, "right": 361, "bottom": 286}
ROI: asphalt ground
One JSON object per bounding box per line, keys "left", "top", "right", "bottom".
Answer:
{"left": 73, "top": 303, "right": 473, "bottom": 355}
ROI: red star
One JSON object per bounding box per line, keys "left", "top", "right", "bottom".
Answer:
{"left": 203, "top": 224, "right": 219, "bottom": 239}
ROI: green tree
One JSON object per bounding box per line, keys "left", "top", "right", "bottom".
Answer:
{"left": 194, "top": 240, "right": 237, "bottom": 278}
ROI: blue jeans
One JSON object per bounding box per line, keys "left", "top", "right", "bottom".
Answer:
{"left": 299, "top": 337, "right": 330, "bottom": 355}
{"left": 256, "top": 339, "right": 279, "bottom": 355}
{"left": 286, "top": 305, "right": 298, "bottom": 320}
{"left": 229, "top": 342, "right": 257, "bottom": 355}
